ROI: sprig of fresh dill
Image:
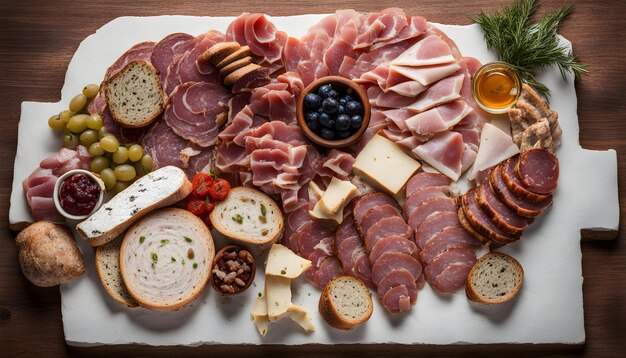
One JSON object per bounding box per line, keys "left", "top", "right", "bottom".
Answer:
{"left": 470, "top": 0, "right": 588, "bottom": 98}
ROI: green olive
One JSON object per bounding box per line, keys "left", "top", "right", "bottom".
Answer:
{"left": 79, "top": 129, "right": 99, "bottom": 147}
{"left": 67, "top": 114, "right": 89, "bottom": 133}
{"left": 90, "top": 156, "right": 110, "bottom": 174}
{"left": 127, "top": 144, "right": 143, "bottom": 162}
{"left": 100, "top": 135, "right": 120, "bottom": 153}
{"left": 88, "top": 142, "right": 105, "bottom": 156}
{"left": 82, "top": 84, "right": 100, "bottom": 99}
{"left": 100, "top": 168, "right": 117, "bottom": 190}
{"left": 63, "top": 133, "right": 79, "bottom": 149}
{"left": 59, "top": 109, "right": 72, "bottom": 123}
{"left": 69, "top": 93, "right": 88, "bottom": 113}
{"left": 87, "top": 114, "right": 104, "bottom": 130}
{"left": 140, "top": 154, "right": 153, "bottom": 172}
{"left": 48, "top": 114, "right": 66, "bottom": 131}
{"left": 111, "top": 180, "right": 129, "bottom": 195}
{"left": 112, "top": 146, "right": 129, "bottom": 164}
{"left": 114, "top": 164, "right": 136, "bottom": 182}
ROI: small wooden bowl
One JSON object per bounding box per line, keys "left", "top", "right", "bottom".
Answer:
{"left": 296, "top": 76, "right": 371, "bottom": 148}
{"left": 210, "top": 244, "right": 256, "bottom": 296}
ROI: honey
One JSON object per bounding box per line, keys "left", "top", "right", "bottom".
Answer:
{"left": 472, "top": 62, "right": 521, "bottom": 114}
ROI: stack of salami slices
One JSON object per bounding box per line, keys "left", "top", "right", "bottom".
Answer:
{"left": 458, "top": 148, "right": 559, "bottom": 245}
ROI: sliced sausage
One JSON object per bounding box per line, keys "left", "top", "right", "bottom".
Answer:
{"left": 358, "top": 204, "right": 403, "bottom": 238}
{"left": 353, "top": 253, "right": 375, "bottom": 288}
{"left": 419, "top": 227, "right": 479, "bottom": 265}
{"left": 515, "top": 148, "right": 559, "bottom": 194}
{"left": 371, "top": 252, "right": 422, "bottom": 285}
{"left": 364, "top": 217, "right": 413, "bottom": 252}
{"left": 352, "top": 192, "right": 401, "bottom": 227}
{"left": 424, "top": 247, "right": 476, "bottom": 294}
{"left": 402, "top": 186, "right": 449, "bottom": 220}
{"left": 461, "top": 188, "right": 520, "bottom": 244}
{"left": 414, "top": 211, "right": 461, "bottom": 250}
{"left": 489, "top": 163, "right": 552, "bottom": 218}
{"left": 501, "top": 156, "right": 550, "bottom": 202}
{"left": 337, "top": 235, "right": 362, "bottom": 275}
{"left": 475, "top": 182, "right": 534, "bottom": 237}
{"left": 382, "top": 285, "right": 412, "bottom": 314}
{"left": 369, "top": 235, "right": 419, "bottom": 263}
{"left": 407, "top": 197, "right": 456, "bottom": 230}
{"left": 313, "top": 256, "right": 343, "bottom": 288}
{"left": 405, "top": 172, "right": 451, "bottom": 196}
{"left": 376, "top": 268, "right": 418, "bottom": 305}
{"left": 457, "top": 207, "right": 490, "bottom": 245}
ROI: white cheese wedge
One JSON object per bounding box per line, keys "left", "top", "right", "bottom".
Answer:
{"left": 265, "top": 244, "right": 312, "bottom": 278}
{"left": 309, "top": 201, "right": 343, "bottom": 223}
{"left": 308, "top": 180, "right": 325, "bottom": 201}
{"left": 265, "top": 275, "right": 293, "bottom": 321}
{"left": 352, "top": 134, "right": 421, "bottom": 195}
{"left": 251, "top": 294, "right": 270, "bottom": 336}
{"left": 470, "top": 122, "right": 520, "bottom": 179}
{"left": 287, "top": 304, "right": 315, "bottom": 332}
{"left": 318, "top": 177, "right": 357, "bottom": 214}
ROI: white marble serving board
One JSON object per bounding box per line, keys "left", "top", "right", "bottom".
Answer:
{"left": 9, "top": 14, "right": 619, "bottom": 346}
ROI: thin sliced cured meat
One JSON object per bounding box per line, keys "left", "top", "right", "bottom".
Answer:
{"left": 382, "top": 285, "right": 412, "bottom": 314}
{"left": 412, "top": 131, "right": 464, "bottom": 181}
{"left": 402, "top": 185, "right": 449, "bottom": 218}
{"left": 316, "top": 149, "right": 355, "bottom": 179}
{"left": 515, "top": 148, "right": 559, "bottom": 195}
{"left": 376, "top": 268, "right": 417, "bottom": 305}
{"left": 178, "top": 30, "right": 225, "bottom": 84}
{"left": 419, "top": 227, "right": 479, "bottom": 265}
{"left": 406, "top": 74, "right": 464, "bottom": 113}
{"left": 352, "top": 192, "right": 401, "bottom": 226}
{"left": 337, "top": 235, "right": 363, "bottom": 274}
{"left": 424, "top": 247, "right": 476, "bottom": 294}
{"left": 364, "top": 217, "right": 413, "bottom": 252}
{"left": 414, "top": 211, "right": 461, "bottom": 250}
{"left": 390, "top": 34, "right": 455, "bottom": 67}
{"left": 406, "top": 197, "right": 457, "bottom": 230}
{"left": 502, "top": 156, "right": 550, "bottom": 202}
{"left": 371, "top": 252, "right": 422, "bottom": 285}
{"left": 475, "top": 182, "right": 533, "bottom": 237}
{"left": 489, "top": 164, "right": 553, "bottom": 218}
{"left": 405, "top": 172, "right": 450, "bottom": 195}
{"left": 405, "top": 101, "right": 472, "bottom": 138}
{"left": 389, "top": 61, "right": 461, "bottom": 86}
{"left": 151, "top": 33, "right": 195, "bottom": 81}
{"left": 359, "top": 204, "right": 402, "bottom": 238}
{"left": 369, "top": 235, "right": 419, "bottom": 264}
{"left": 333, "top": 214, "right": 358, "bottom": 252}
{"left": 104, "top": 41, "right": 155, "bottom": 81}
{"left": 461, "top": 188, "right": 520, "bottom": 244}
{"left": 312, "top": 256, "right": 343, "bottom": 288}
{"left": 353, "top": 254, "right": 375, "bottom": 288}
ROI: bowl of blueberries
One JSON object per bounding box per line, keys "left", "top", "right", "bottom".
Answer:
{"left": 296, "top": 76, "right": 370, "bottom": 148}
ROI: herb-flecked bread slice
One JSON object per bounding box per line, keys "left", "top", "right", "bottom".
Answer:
{"left": 95, "top": 237, "right": 138, "bottom": 308}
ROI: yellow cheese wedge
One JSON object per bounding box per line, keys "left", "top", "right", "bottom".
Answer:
{"left": 265, "top": 244, "right": 312, "bottom": 278}
{"left": 309, "top": 201, "right": 343, "bottom": 223}
{"left": 287, "top": 304, "right": 315, "bottom": 332}
{"left": 308, "top": 180, "right": 325, "bottom": 201}
{"left": 352, "top": 134, "right": 421, "bottom": 195}
{"left": 251, "top": 294, "right": 270, "bottom": 336}
{"left": 265, "top": 275, "right": 293, "bottom": 321}
{"left": 318, "top": 177, "right": 357, "bottom": 214}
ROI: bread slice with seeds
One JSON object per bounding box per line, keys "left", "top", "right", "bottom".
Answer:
{"left": 466, "top": 251, "right": 524, "bottom": 304}
{"left": 104, "top": 61, "right": 165, "bottom": 128}
{"left": 209, "top": 186, "right": 283, "bottom": 246}
{"left": 319, "top": 275, "right": 373, "bottom": 330}
{"left": 95, "top": 237, "right": 138, "bottom": 308}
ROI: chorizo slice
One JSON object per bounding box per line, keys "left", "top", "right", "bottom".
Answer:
{"left": 515, "top": 148, "right": 559, "bottom": 195}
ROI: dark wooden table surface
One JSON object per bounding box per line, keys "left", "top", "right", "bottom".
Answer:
{"left": 1, "top": 0, "right": 624, "bottom": 356}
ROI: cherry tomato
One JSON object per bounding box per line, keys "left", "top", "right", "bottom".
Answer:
{"left": 205, "top": 197, "right": 215, "bottom": 212}
{"left": 199, "top": 211, "right": 212, "bottom": 228}
{"left": 209, "top": 178, "right": 231, "bottom": 201}
{"left": 192, "top": 172, "right": 214, "bottom": 196}
{"left": 186, "top": 197, "right": 205, "bottom": 216}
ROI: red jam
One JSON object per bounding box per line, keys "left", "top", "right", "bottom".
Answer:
{"left": 59, "top": 173, "right": 100, "bottom": 216}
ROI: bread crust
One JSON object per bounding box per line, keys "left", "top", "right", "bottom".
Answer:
{"left": 16, "top": 222, "right": 86, "bottom": 287}
{"left": 466, "top": 252, "right": 524, "bottom": 304}
{"left": 201, "top": 42, "right": 241, "bottom": 66}
{"left": 95, "top": 237, "right": 138, "bottom": 308}
{"left": 318, "top": 275, "right": 373, "bottom": 330}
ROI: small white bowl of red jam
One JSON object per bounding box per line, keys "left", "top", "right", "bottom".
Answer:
{"left": 53, "top": 169, "right": 105, "bottom": 221}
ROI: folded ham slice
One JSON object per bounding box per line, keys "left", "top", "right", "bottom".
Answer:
{"left": 412, "top": 131, "right": 465, "bottom": 181}
{"left": 390, "top": 34, "right": 455, "bottom": 67}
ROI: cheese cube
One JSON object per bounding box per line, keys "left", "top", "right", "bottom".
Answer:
{"left": 265, "top": 244, "right": 312, "bottom": 278}
{"left": 352, "top": 134, "right": 421, "bottom": 195}
{"left": 318, "top": 177, "right": 357, "bottom": 214}
{"left": 265, "top": 275, "right": 293, "bottom": 321}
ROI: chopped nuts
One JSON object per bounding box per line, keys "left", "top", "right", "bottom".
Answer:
{"left": 211, "top": 245, "right": 255, "bottom": 295}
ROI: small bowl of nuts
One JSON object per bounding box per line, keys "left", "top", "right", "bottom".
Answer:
{"left": 210, "top": 244, "right": 256, "bottom": 295}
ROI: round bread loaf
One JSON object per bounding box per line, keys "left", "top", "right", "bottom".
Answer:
{"left": 319, "top": 275, "right": 373, "bottom": 330}
{"left": 120, "top": 208, "right": 215, "bottom": 310}
{"left": 466, "top": 252, "right": 524, "bottom": 304}
{"left": 16, "top": 222, "right": 86, "bottom": 287}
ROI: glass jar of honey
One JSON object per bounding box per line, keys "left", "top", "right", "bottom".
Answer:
{"left": 472, "top": 61, "right": 522, "bottom": 114}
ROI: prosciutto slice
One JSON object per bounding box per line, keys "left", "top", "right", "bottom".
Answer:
{"left": 412, "top": 131, "right": 465, "bottom": 181}
{"left": 390, "top": 34, "right": 455, "bottom": 67}
{"left": 406, "top": 73, "right": 464, "bottom": 113}
{"left": 389, "top": 61, "right": 461, "bottom": 86}
{"left": 405, "top": 101, "right": 472, "bottom": 138}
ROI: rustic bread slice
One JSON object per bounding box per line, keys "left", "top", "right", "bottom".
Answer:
{"left": 95, "top": 237, "right": 138, "bottom": 308}
{"left": 104, "top": 61, "right": 165, "bottom": 128}
{"left": 466, "top": 252, "right": 524, "bottom": 304}
{"left": 120, "top": 208, "right": 215, "bottom": 311}
{"left": 76, "top": 166, "right": 192, "bottom": 247}
{"left": 216, "top": 46, "right": 252, "bottom": 69}
{"left": 210, "top": 187, "right": 284, "bottom": 246}
{"left": 201, "top": 42, "right": 241, "bottom": 65}
{"left": 318, "top": 275, "right": 373, "bottom": 330}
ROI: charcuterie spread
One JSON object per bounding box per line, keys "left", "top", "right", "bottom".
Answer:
{"left": 8, "top": 1, "right": 620, "bottom": 346}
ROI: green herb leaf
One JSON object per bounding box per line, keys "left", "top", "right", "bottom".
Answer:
{"left": 184, "top": 236, "right": 192, "bottom": 243}
{"left": 160, "top": 239, "right": 170, "bottom": 247}
{"left": 260, "top": 204, "right": 267, "bottom": 217}
{"left": 232, "top": 214, "right": 244, "bottom": 224}
{"left": 171, "top": 257, "right": 177, "bottom": 262}
{"left": 193, "top": 263, "right": 198, "bottom": 269}
{"left": 139, "top": 236, "right": 145, "bottom": 244}
{"left": 151, "top": 252, "right": 158, "bottom": 262}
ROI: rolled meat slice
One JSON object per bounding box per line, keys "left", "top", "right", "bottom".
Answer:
{"left": 371, "top": 252, "right": 422, "bottom": 285}
{"left": 475, "top": 182, "right": 533, "bottom": 237}
{"left": 382, "top": 285, "right": 412, "bottom": 314}
{"left": 461, "top": 188, "right": 519, "bottom": 244}
{"left": 369, "top": 235, "right": 419, "bottom": 263}
{"left": 419, "top": 227, "right": 479, "bottom": 265}
{"left": 405, "top": 172, "right": 451, "bottom": 196}
{"left": 501, "top": 156, "right": 550, "bottom": 202}
{"left": 414, "top": 211, "right": 461, "bottom": 250}
{"left": 406, "top": 197, "right": 456, "bottom": 230}
{"left": 364, "top": 216, "right": 413, "bottom": 252}
{"left": 515, "top": 148, "right": 559, "bottom": 195}
{"left": 489, "top": 164, "right": 553, "bottom": 218}
{"left": 423, "top": 246, "right": 476, "bottom": 294}
{"left": 376, "top": 269, "right": 417, "bottom": 305}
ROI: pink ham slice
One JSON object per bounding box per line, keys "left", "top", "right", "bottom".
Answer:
{"left": 249, "top": 83, "right": 296, "bottom": 123}
{"left": 405, "top": 172, "right": 451, "bottom": 196}
{"left": 367, "top": 85, "right": 415, "bottom": 109}
{"left": 407, "top": 197, "right": 457, "bottom": 231}
{"left": 412, "top": 131, "right": 465, "bottom": 181}
{"left": 371, "top": 252, "right": 422, "bottom": 285}
{"left": 387, "top": 81, "right": 426, "bottom": 97}
{"left": 389, "top": 61, "right": 461, "bottom": 86}
{"left": 364, "top": 217, "right": 413, "bottom": 252}
{"left": 369, "top": 235, "right": 419, "bottom": 263}
{"left": 402, "top": 185, "right": 450, "bottom": 218}
{"left": 406, "top": 73, "right": 464, "bottom": 113}
{"left": 277, "top": 71, "right": 304, "bottom": 99}
{"left": 377, "top": 269, "right": 417, "bottom": 305}
{"left": 352, "top": 192, "right": 401, "bottom": 227}
{"left": 405, "top": 101, "right": 472, "bottom": 138}
{"left": 424, "top": 247, "right": 476, "bottom": 294}
{"left": 150, "top": 33, "right": 195, "bottom": 82}
{"left": 515, "top": 148, "right": 559, "bottom": 195}
{"left": 382, "top": 285, "right": 412, "bottom": 313}
{"left": 163, "top": 82, "right": 232, "bottom": 147}
{"left": 390, "top": 34, "right": 455, "bottom": 67}
{"left": 419, "top": 227, "right": 479, "bottom": 265}
{"left": 414, "top": 211, "right": 461, "bottom": 250}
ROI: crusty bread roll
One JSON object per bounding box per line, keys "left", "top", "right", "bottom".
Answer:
{"left": 95, "top": 237, "right": 138, "bottom": 308}
{"left": 16, "top": 222, "right": 86, "bottom": 287}
{"left": 466, "top": 251, "right": 524, "bottom": 304}
{"left": 120, "top": 208, "right": 215, "bottom": 311}
{"left": 76, "top": 166, "right": 192, "bottom": 247}
{"left": 319, "top": 275, "right": 373, "bottom": 330}
{"left": 210, "top": 187, "right": 284, "bottom": 246}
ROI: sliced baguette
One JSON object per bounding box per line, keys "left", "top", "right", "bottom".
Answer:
{"left": 120, "top": 208, "right": 214, "bottom": 311}
{"left": 77, "top": 166, "right": 192, "bottom": 247}
{"left": 466, "top": 252, "right": 524, "bottom": 304}
{"left": 95, "top": 237, "right": 138, "bottom": 308}
{"left": 104, "top": 60, "right": 165, "bottom": 128}
{"left": 209, "top": 187, "right": 283, "bottom": 246}
{"left": 319, "top": 275, "right": 373, "bottom": 330}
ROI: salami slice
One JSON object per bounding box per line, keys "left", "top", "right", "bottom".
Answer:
{"left": 461, "top": 188, "right": 519, "bottom": 244}
{"left": 489, "top": 164, "right": 552, "bottom": 218}
{"left": 151, "top": 33, "right": 196, "bottom": 81}
{"left": 382, "top": 285, "right": 412, "bottom": 313}
{"left": 364, "top": 217, "right": 413, "bottom": 252}
{"left": 352, "top": 192, "right": 401, "bottom": 228}
{"left": 475, "top": 183, "right": 533, "bottom": 237}
{"left": 515, "top": 148, "right": 559, "bottom": 195}
{"left": 369, "top": 235, "right": 419, "bottom": 264}
{"left": 405, "top": 172, "right": 451, "bottom": 197}
{"left": 502, "top": 156, "right": 550, "bottom": 202}
{"left": 371, "top": 252, "right": 422, "bottom": 285}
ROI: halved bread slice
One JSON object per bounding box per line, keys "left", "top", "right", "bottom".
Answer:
{"left": 104, "top": 60, "right": 165, "bottom": 128}
{"left": 466, "top": 251, "right": 524, "bottom": 304}
{"left": 210, "top": 187, "right": 284, "bottom": 246}
{"left": 120, "top": 208, "right": 215, "bottom": 311}
{"left": 319, "top": 275, "right": 373, "bottom": 330}
{"left": 95, "top": 237, "right": 138, "bottom": 308}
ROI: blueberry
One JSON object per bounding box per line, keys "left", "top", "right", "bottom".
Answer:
{"left": 350, "top": 115, "right": 363, "bottom": 129}
{"left": 320, "top": 128, "right": 335, "bottom": 140}
{"left": 342, "top": 95, "right": 354, "bottom": 103}
{"left": 305, "top": 111, "right": 319, "bottom": 123}
{"left": 337, "top": 130, "right": 352, "bottom": 139}
{"left": 303, "top": 93, "right": 321, "bottom": 110}
{"left": 337, "top": 105, "right": 345, "bottom": 115}
{"left": 345, "top": 101, "right": 363, "bottom": 116}
{"left": 322, "top": 98, "right": 338, "bottom": 114}
{"left": 319, "top": 112, "right": 332, "bottom": 127}
{"left": 307, "top": 119, "right": 321, "bottom": 133}
{"left": 328, "top": 89, "right": 339, "bottom": 99}
{"left": 339, "top": 97, "right": 348, "bottom": 106}
{"left": 335, "top": 114, "right": 351, "bottom": 131}
{"left": 317, "top": 84, "right": 332, "bottom": 98}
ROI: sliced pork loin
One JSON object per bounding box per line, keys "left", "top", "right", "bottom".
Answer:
{"left": 423, "top": 247, "right": 476, "bottom": 294}
{"left": 474, "top": 182, "right": 533, "bottom": 237}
